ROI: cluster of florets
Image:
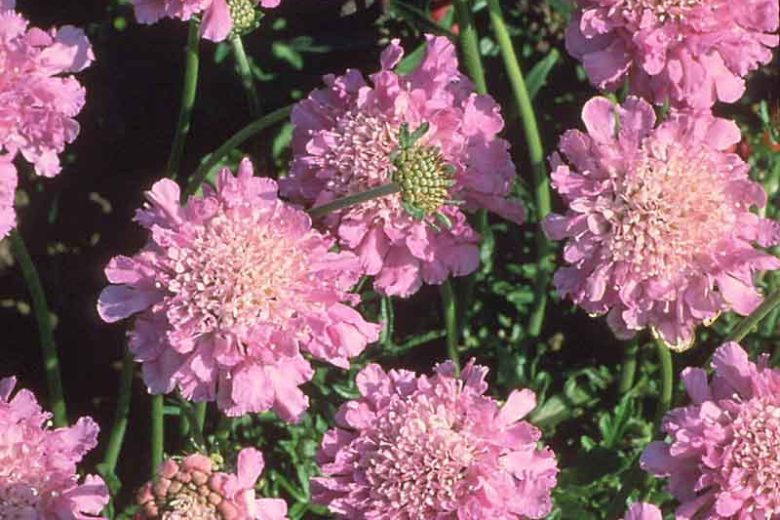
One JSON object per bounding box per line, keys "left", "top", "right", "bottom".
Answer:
{"left": 136, "top": 449, "right": 288, "bottom": 519}
{"left": 0, "top": 376, "right": 108, "bottom": 518}
{"left": 313, "top": 361, "right": 558, "bottom": 518}
{"left": 281, "top": 35, "right": 524, "bottom": 297}
{"left": 98, "top": 159, "right": 380, "bottom": 419}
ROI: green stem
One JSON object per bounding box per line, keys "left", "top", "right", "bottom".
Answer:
{"left": 654, "top": 339, "right": 673, "bottom": 430}
{"left": 618, "top": 340, "right": 639, "bottom": 395}
{"left": 166, "top": 18, "right": 201, "bottom": 180}
{"left": 150, "top": 394, "right": 164, "bottom": 476}
{"left": 728, "top": 287, "right": 780, "bottom": 343}
{"left": 99, "top": 347, "right": 134, "bottom": 481}
{"left": 183, "top": 105, "right": 292, "bottom": 200}
{"left": 486, "top": 0, "right": 552, "bottom": 339}
{"left": 380, "top": 296, "right": 395, "bottom": 348}
{"left": 231, "top": 35, "right": 260, "bottom": 116}
{"left": 178, "top": 398, "right": 206, "bottom": 449}
{"left": 309, "top": 183, "right": 401, "bottom": 218}
{"left": 440, "top": 280, "right": 460, "bottom": 373}
{"left": 10, "top": 230, "right": 67, "bottom": 427}
{"left": 452, "top": 0, "right": 487, "bottom": 95}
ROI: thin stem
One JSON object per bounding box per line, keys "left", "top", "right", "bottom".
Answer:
{"left": 166, "top": 18, "right": 201, "bottom": 180}
{"left": 379, "top": 296, "right": 395, "bottom": 348}
{"left": 184, "top": 105, "right": 292, "bottom": 200}
{"left": 486, "top": 0, "right": 552, "bottom": 339}
{"left": 10, "top": 230, "right": 67, "bottom": 427}
{"left": 231, "top": 35, "right": 260, "bottom": 116}
{"left": 150, "top": 394, "right": 164, "bottom": 476}
{"left": 99, "top": 347, "right": 134, "bottom": 481}
{"left": 309, "top": 183, "right": 400, "bottom": 218}
{"left": 618, "top": 340, "right": 639, "bottom": 395}
{"left": 452, "top": 0, "right": 487, "bottom": 95}
{"left": 654, "top": 339, "right": 673, "bottom": 430}
{"left": 440, "top": 280, "right": 460, "bottom": 373}
{"left": 728, "top": 287, "right": 780, "bottom": 343}
{"left": 178, "top": 397, "right": 206, "bottom": 449}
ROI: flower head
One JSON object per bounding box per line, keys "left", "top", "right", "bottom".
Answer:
{"left": 544, "top": 96, "right": 780, "bottom": 349}
{"left": 0, "top": 0, "right": 94, "bottom": 176}
{"left": 281, "top": 35, "right": 524, "bottom": 297}
{"left": 313, "top": 361, "right": 558, "bottom": 518}
{"left": 0, "top": 376, "right": 108, "bottom": 518}
{"left": 130, "top": 0, "right": 280, "bottom": 42}
{"left": 622, "top": 502, "right": 662, "bottom": 520}
{"left": 0, "top": 155, "right": 16, "bottom": 240}
{"left": 136, "top": 448, "right": 288, "bottom": 519}
{"left": 565, "top": 0, "right": 779, "bottom": 108}
{"left": 97, "top": 159, "right": 380, "bottom": 419}
{"left": 642, "top": 342, "right": 780, "bottom": 518}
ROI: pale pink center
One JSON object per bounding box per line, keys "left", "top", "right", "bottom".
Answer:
{"left": 621, "top": 0, "right": 700, "bottom": 22}
{"left": 726, "top": 398, "right": 780, "bottom": 509}
{"left": 161, "top": 211, "right": 308, "bottom": 334}
{"left": 361, "top": 395, "right": 477, "bottom": 515}
{"left": 607, "top": 142, "right": 730, "bottom": 279}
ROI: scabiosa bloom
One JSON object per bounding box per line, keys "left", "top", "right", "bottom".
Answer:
{"left": 0, "top": 0, "right": 94, "bottom": 177}
{"left": 97, "top": 159, "right": 380, "bottom": 420}
{"left": 130, "top": 0, "right": 280, "bottom": 42}
{"left": 0, "top": 156, "right": 16, "bottom": 240}
{"left": 641, "top": 342, "right": 780, "bottom": 518}
{"left": 313, "top": 361, "right": 558, "bottom": 518}
{"left": 0, "top": 376, "right": 108, "bottom": 518}
{"left": 565, "top": 0, "right": 779, "bottom": 109}
{"left": 543, "top": 96, "right": 780, "bottom": 349}
{"left": 136, "top": 449, "right": 287, "bottom": 520}
{"left": 281, "top": 35, "right": 524, "bottom": 297}
{"left": 622, "top": 503, "right": 662, "bottom": 520}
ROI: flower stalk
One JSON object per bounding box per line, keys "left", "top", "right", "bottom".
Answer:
{"left": 452, "top": 0, "right": 487, "bottom": 96}
{"left": 654, "top": 338, "right": 673, "bottom": 429}
{"left": 166, "top": 18, "right": 201, "bottom": 180}
{"left": 440, "top": 280, "right": 460, "bottom": 374}
{"left": 10, "top": 230, "right": 67, "bottom": 428}
{"left": 486, "top": 0, "right": 552, "bottom": 339}
{"left": 150, "top": 394, "right": 164, "bottom": 476}
{"left": 728, "top": 287, "right": 780, "bottom": 342}
{"left": 231, "top": 34, "right": 260, "bottom": 116}
{"left": 98, "top": 347, "right": 134, "bottom": 495}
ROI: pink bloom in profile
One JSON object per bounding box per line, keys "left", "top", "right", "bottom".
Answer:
{"left": 0, "top": 156, "right": 16, "bottom": 240}
{"left": 97, "top": 159, "right": 380, "bottom": 420}
{"left": 0, "top": 0, "right": 94, "bottom": 177}
{"left": 622, "top": 502, "right": 662, "bottom": 520}
{"left": 313, "top": 361, "right": 558, "bottom": 519}
{"left": 641, "top": 342, "right": 780, "bottom": 518}
{"left": 131, "top": 0, "right": 280, "bottom": 42}
{"left": 281, "top": 35, "right": 524, "bottom": 297}
{"left": 136, "top": 448, "right": 288, "bottom": 519}
{"left": 543, "top": 96, "right": 780, "bottom": 349}
{"left": 565, "top": 0, "right": 779, "bottom": 109}
{"left": 0, "top": 376, "right": 109, "bottom": 519}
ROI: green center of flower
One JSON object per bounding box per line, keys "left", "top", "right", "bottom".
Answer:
{"left": 227, "top": 0, "right": 260, "bottom": 35}
{"left": 391, "top": 123, "right": 455, "bottom": 218}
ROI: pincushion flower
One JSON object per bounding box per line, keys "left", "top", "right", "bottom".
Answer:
{"left": 543, "top": 96, "right": 780, "bottom": 349}
{"left": 0, "top": 155, "right": 16, "bottom": 240}
{"left": 622, "top": 502, "right": 662, "bottom": 520}
{"left": 131, "top": 0, "right": 280, "bottom": 42}
{"left": 136, "top": 448, "right": 287, "bottom": 519}
{"left": 0, "top": 0, "right": 94, "bottom": 177}
{"left": 313, "top": 360, "right": 558, "bottom": 518}
{"left": 565, "top": 0, "right": 779, "bottom": 109}
{"left": 0, "top": 376, "right": 108, "bottom": 518}
{"left": 281, "top": 35, "right": 524, "bottom": 297}
{"left": 97, "top": 159, "right": 380, "bottom": 419}
{"left": 641, "top": 342, "right": 780, "bottom": 518}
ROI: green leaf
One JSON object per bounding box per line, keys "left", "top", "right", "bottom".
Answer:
{"left": 526, "top": 49, "right": 560, "bottom": 101}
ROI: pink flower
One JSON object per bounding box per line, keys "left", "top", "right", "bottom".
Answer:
{"left": 131, "top": 0, "right": 281, "bottom": 42}
{"left": 543, "top": 96, "right": 780, "bottom": 349}
{"left": 313, "top": 361, "right": 558, "bottom": 519}
{"left": 0, "top": 156, "right": 16, "bottom": 240}
{"left": 565, "top": 0, "right": 779, "bottom": 109}
{"left": 0, "top": 0, "right": 94, "bottom": 177}
{"left": 281, "top": 35, "right": 524, "bottom": 297}
{"left": 0, "top": 376, "right": 109, "bottom": 519}
{"left": 97, "top": 159, "right": 380, "bottom": 420}
{"left": 136, "top": 448, "right": 288, "bottom": 519}
{"left": 641, "top": 341, "right": 780, "bottom": 518}
{"left": 622, "top": 502, "right": 662, "bottom": 520}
